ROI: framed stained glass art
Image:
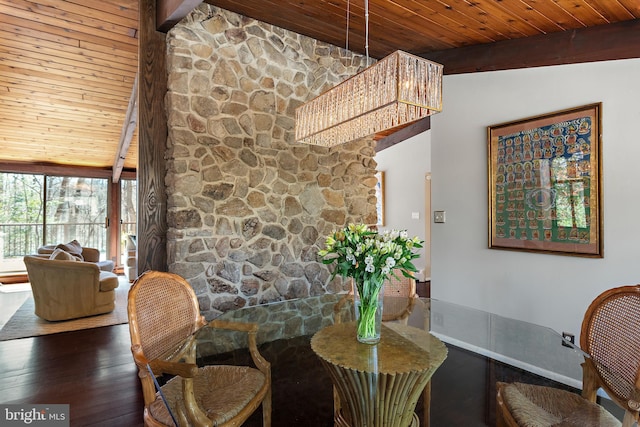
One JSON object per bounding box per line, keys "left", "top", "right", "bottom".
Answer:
{"left": 487, "top": 103, "right": 603, "bottom": 257}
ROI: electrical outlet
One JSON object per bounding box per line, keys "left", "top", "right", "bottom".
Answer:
{"left": 434, "top": 210, "right": 446, "bottom": 223}
{"left": 562, "top": 332, "right": 575, "bottom": 348}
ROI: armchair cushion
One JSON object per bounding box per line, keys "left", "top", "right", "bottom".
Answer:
{"left": 497, "top": 382, "right": 621, "bottom": 427}
{"left": 99, "top": 272, "right": 119, "bottom": 292}
{"left": 38, "top": 241, "right": 114, "bottom": 272}
{"left": 148, "top": 365, "right": 267, "bottom": 425}
{"left": 49, "top": 248, "right": 77, "bottom": 261}
{"left": 80, "top": 247, "right": 100, "bottom": 263}
{"left": 55, "top": 239, "right": 84, "bottom": 260}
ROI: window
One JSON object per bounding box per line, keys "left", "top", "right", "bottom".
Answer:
{"left": 45, "top": 176, "right": 108, "bottom": 253}
{"left": 0, "top": 172, "right": 116, "bottom": 274}
{"left": 0, "top": 173, "right": 44, "bottom": 273}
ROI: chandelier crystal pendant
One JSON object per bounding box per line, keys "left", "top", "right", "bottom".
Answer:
{"left": 295, "top": 50, "right": 443, "bottom": 147}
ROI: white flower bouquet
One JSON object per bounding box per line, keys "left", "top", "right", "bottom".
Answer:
{"left": 318, "top": 223, "right": 423, "bottom": 342}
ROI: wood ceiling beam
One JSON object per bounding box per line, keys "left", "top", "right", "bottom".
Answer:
{"left": 113, "top": 73, "right": 139, "bottom": 183}
{"left": 0, "top": 161, "right": 135, "bottom": 180}
{"left": 156, "top": 0, "right": 203, "bottom": 32}
{"left": 377, "top": 20, "right": 640, "bottom": 150}
{"left": 375, "top": 117, "right": 431, "bottom": 153}
{"left": 423, "top": 19, "right": 640, "bottom": 75}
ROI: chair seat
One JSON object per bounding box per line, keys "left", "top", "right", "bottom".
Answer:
{"left": 500, "top": 382, "right": 621, "bottom": 427}
{"left": 150, "top": 365, "right": 267, "bottom": 426}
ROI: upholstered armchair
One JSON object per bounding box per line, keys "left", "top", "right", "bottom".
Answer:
{"left": 23, "top": 254, "right": 119, "bottom": 321}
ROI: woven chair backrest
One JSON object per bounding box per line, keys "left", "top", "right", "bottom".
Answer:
{"left": 128, "top": 271, "right": 204, "bottom": 362}
{"left": 580, "top": 285, "right": 640, "bottom": 406}
{"left": 384, "top": 271, "right": 416, "bottom": 298}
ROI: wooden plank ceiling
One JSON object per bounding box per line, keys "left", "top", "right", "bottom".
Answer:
{"left": 1, "top": 0, "right": 639, "bottom": 171}
{"left": 205, "top": 0, "right": 640, "bottom": 60}
{"left": 0, "top": 0, "right": 138, "bottom": 171}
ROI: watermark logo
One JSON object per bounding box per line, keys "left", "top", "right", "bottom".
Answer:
{"left": 0, "top": 405, "right": 69, "bottom": 426}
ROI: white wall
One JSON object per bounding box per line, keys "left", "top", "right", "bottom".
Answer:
{"left": 375, "top": 132, "right": 431, "bottom": 279}
{"left": 431, "top": 58, "right": 640, "bottom": 337}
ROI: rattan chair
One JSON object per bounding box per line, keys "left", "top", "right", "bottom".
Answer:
{"left": 382, "top": 272, "right": 417, "bottom": 322}
{"left": 580, "top": 285, "right": 640, "bottom": 427}
{"left": 128, "top": 271, "right": 271, "bottom": 427}
{"left": 384, "top": 272, "right": 417, "bottom": 297}
{"left": 497, "top": 284, "right": 640, "bottom": 427}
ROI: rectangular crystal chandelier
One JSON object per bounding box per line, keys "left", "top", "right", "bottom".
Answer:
{"left": 295, "top": 50, "right": 443, "bottom": 147}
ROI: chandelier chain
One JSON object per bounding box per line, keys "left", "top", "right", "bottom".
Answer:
{"left": 364, "top": 0, "right": 370, "bottom": 64}
{"left": 346, "top": 0, "right": 350, "bottom": 51}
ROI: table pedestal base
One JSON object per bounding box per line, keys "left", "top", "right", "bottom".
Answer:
{"left": 312, "top": 322, "right": 447, "bottom": 427}
{"left": 335, "top": 409, "right": 419, "bottom": 427}
{"left": 321, "top": 357, "right": 430, "bottom": 427}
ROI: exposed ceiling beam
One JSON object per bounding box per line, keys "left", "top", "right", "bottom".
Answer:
{"left": 113, "top": 73, "right": 138, "bottom": 183}
{"left": 374, "top": 20, "right": 640, "bottom": 152}
{"left": 0, "top": 161, "right": 135, "bottom": 180}
{"left": 424, "top": 19, "right": 640, "bottom": 75}
{"left": 375, "top": 118, "right": 431, "bottom": 152}
{"left": 157, "top": 0, "right": 203, "bottom": 32}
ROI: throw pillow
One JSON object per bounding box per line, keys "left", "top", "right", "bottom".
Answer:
{"left": 49, "top": 248, "right": 76, "bottom": 261}
{"left": 56, "top": 239, "right": 83, "bottom": 261}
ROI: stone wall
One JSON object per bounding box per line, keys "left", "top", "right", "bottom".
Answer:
{"left": 165, "top": 4, "right": 378, "bottom": 319}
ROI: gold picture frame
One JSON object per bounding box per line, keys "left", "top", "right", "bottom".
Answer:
{"left": 487, "top": 103, "right": 603, "bottom": 257}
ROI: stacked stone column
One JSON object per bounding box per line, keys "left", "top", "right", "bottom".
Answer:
{"left": 165, "top": 5, "right": 378, "bottom": 319}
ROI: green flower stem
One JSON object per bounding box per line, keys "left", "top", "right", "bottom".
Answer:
{"left": 356, "top": 280, "right": 382, "bottom": 342}
{"left": 357, "top": 298, "right": 379, "bottom": 339}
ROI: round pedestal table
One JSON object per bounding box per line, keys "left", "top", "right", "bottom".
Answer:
{"left": 311, "top": 321, "right": 447, "bottom": 427}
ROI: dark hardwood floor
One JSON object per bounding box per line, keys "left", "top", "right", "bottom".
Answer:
{"left": 0, "top": 320, "right": 624, "bottom": 426}
{"left": 0, "top": 324, "right": 144, "bottom": 427}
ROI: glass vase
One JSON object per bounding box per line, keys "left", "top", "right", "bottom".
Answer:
{"left": 354, "top": 280, "right": 385, "bottom": 344}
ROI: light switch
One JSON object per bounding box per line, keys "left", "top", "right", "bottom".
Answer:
{"left": 411, "top": 212, "right": 420, "bottom": 219}
{"left": 434, "top": 210, "right": 446, "bottom": 223}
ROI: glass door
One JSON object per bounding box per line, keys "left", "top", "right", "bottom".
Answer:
{"left": 45, "top": 176, "right": 108, "bottom": 256}
{"left": 120, "top": 178, "right": 137, "bottom": 279}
